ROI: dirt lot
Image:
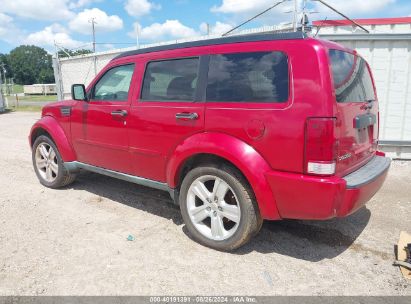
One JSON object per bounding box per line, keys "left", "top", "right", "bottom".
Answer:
{"left": 0, "top": 111, "right": 410, "bottom": 295}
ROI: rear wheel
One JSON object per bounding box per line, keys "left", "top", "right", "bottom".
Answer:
{"left": 32, "top": 135, "right": 76, "bottom": 188}
{"left": 179, "top": 164, "right": 262, "bottom": 251}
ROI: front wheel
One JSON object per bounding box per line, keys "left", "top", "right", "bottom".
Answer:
{"left": 32, "top": 135, "right": 76, "bottom": 188}
{"left": 179, "top": 165, "right": 262, "bottom": 251}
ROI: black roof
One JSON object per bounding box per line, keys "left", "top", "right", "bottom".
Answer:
{"left": 114, "top": 31, "right": 307, "bottom": 60}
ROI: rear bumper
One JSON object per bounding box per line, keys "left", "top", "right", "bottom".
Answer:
{"left": 265, "top": 155, "right": 391, "bottom": 220}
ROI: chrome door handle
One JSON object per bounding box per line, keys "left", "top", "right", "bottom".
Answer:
{"left": 175, "top": 112, "right": 199, "bottom": 120}
{"left": 111, "top": 110, "right": 128, "bottom": 117}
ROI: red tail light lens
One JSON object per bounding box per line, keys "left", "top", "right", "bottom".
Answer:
{"left": 304, "top": 117, "right": 337, "bottom": 175}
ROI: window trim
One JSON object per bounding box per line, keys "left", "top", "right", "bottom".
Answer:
{"left": 139, "top": 56, "right": 202, "bottom": 103}
{"left": 89, "top": 63, "right": 135, "bottom": 102}
{"left": 204, "top": 50, "right": 291, "bottom": 104}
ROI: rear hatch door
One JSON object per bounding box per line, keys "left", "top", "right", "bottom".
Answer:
{"left": 329, "top": 49, "right": 378, "bottom": 176}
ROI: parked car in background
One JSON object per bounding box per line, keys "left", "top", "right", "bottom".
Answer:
{"left": 29, "top": 32, "right": 390, "bottom": 250}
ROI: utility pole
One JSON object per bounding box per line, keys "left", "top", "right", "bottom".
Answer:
{"left": 206, "top": 23, "right": 210, "bottom": 36}
{"left": 90, "top": 17, "right": 96, "bottom": 53}
{"left": 89, "top": 17, "right": 97, "bottom": 75}
{"left": 302, "top": 0, "right": 306, "bottom": 32}
{"left": 136, "top": 24, "right": 140, "bottom": 49}
{"left": 293, "top": 0, "right": 298, "bottom": 31}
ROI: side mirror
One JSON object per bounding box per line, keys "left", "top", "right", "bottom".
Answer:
{"left": 71, "top": 84, "right": 88, "bottom": 101}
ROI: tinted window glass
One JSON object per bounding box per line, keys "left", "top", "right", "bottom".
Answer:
{"left": 206, "top": 52, "right": 289, "bottom": 103}
{"left": 329, "top": 49, "right": 376, "bottom": 103}
{"left": 92, "top": 64, "right": 134, "bottom": 101}
{"left": 141, "top": 58, "right": 199, "bottom": 101}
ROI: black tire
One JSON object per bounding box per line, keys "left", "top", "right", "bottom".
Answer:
{"left": 179, "top": 164, "right": 262, "bottom": 251}
{"left": 32, "top": 135, "right": 76, "bottom": 188}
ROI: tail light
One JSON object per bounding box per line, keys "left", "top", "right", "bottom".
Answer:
{"left": 304, "top": 117, "right": 337, "bottom": 175}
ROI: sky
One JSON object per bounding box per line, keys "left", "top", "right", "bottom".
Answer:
{"left": 0, "top": 0, "right": 410, "bottom": 54}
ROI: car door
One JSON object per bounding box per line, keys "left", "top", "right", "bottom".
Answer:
{"left": 127, "top": 52, "right": 206, "bottom": 182}
{"left": 71, "top": 60, "right": 137, "bottom": 174}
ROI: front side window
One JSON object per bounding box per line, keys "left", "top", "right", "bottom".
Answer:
{"left": 141, "top": 58, "right": 199, "bottom": 102}
{"left": 329, "top": 49, "right": 376, "bottom": 103}
{"left": 206, "top": 51, "right": 289, "bottom": 103}
{"left": 91, "top": 64, "right": 135, "bottom": 101}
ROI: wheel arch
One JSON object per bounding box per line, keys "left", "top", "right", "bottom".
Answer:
{"left": 30, "top": 127, "right": 52, "bottom": 146}
{"left": 29, "top": 116, "right": 77, "bottom": 162}
{"left": 167, "top": 132, "right": 281, "bottom": 220}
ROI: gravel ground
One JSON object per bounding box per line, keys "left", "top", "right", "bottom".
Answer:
{"left": 0, "top": 111, "right": 410, "bottom": 296}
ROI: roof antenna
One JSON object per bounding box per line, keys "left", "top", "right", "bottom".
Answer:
{"left": 222, "top": 0, "right": 288, "bottom": 37}
{"left": 312, "top": 0, "right": 370, "bottom": 33}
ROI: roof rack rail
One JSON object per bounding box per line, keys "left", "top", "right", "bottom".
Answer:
{"left": 114, "top": 31, "right": 307, "bottom": 60}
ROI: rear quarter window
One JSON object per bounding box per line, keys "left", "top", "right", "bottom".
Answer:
{"left": 206, "top": 51, "right": 289, "bottom": 103}
{"left": 329, "top": 49, "right": 376, "bottom": 103}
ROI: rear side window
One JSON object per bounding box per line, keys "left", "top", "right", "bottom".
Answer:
{"left": 206, "top": 51, "right": 289, "bottom": 103}
{"left": 141, "top": 58, "right": 199, "bottom": 102}
{"left": 329, "top": 49, "right": 376, "bottom": 103}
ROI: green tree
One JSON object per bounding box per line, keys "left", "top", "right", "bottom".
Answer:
{"left": 8, "top": 45, "right": 55, "bottom": 85}
{"left": 0, "top": 53, "right": 12, "bottom": 79}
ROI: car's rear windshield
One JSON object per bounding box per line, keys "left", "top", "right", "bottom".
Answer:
{"left": 329, "top": 49, "right": 376, "bottom": 103}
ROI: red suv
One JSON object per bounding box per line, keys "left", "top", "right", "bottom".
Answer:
{"left": 30, "top": 32, "right": 390, "bottom": 250}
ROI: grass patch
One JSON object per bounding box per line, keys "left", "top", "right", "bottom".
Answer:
{"left": 8, "top": 105, "right": 42, "bottom": 112}
{"left": 17, "top": 95, "right": 57, "bottom": 102}
{"left": 2, "top": 84, "right": 24, "bottom": 94}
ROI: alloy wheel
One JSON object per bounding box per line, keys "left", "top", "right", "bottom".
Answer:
{"left": 35, "top": 142, "right": 59, "bottom": 183}
{"left": 186, "top": 175, "right": 241, "bottom": 241}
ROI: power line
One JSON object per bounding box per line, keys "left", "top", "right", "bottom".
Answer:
{"left": 312, "top": 0, "right": 370, "bottom": 33}
{"left": 222, "top": 0, "right": 288, "bottom": 36}
{"left": 94, "top": 42, "right": 139, "bottom": 45}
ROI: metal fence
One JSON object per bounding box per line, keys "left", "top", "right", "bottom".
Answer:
{"left": 4, "top": 95, "right": 21, "bottom": 109}
{"left": 0, "top": 79, "right": 4, "bottom": 112}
